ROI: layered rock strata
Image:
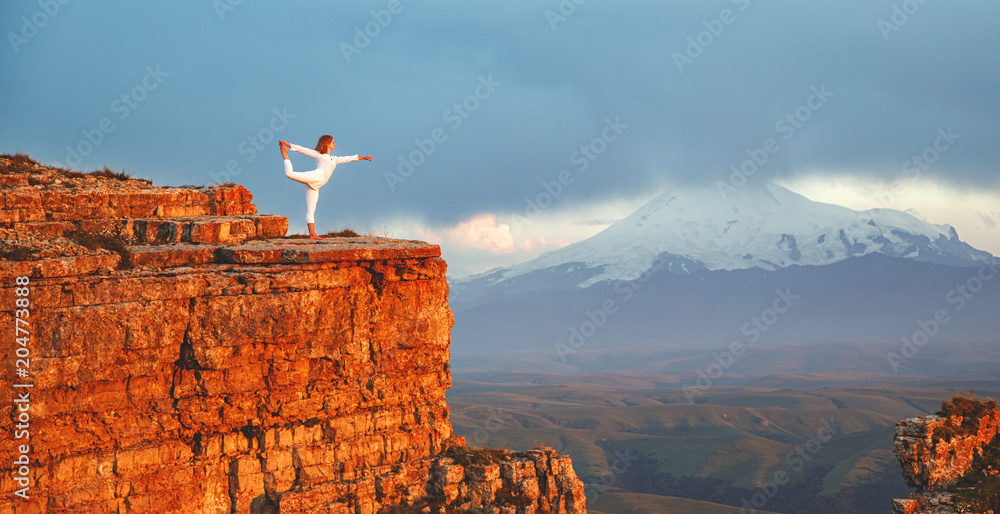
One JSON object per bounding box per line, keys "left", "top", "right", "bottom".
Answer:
{"left": 0, "top": 159, "right": 586, "bottom": 513}
{"left": 891, "top": 411, "right": 1000, "bottom": 514}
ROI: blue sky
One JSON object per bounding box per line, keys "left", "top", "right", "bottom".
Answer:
{"left": 2, "top": 1, "right": 998, "bottom": 276}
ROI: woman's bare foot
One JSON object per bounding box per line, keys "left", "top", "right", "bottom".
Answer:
{"left": 308, "top": 223, "right": 322, "bottom": 240}
{"left": 279, "top": 141, "right": 289, "bottom": 160}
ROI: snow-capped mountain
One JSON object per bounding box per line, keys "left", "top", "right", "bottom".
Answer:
{"left": 466, "top": 181, "right": 994, "bottom": 290}
{"left": 448, "top": 181, "right": 999, "bottom": 361}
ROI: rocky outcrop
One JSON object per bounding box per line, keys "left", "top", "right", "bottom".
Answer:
{"left": 0, "top": 157, "right": 586, "bottom": 513}
{"left": 891, "top": 408, "right": 1000, "bottom": 514}
{"left": 894, "top": 411, "right": 1000, "bottom": 492}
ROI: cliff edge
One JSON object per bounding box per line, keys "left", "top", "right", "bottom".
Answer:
{"left": 0, "top": 155, "right": 586, "bottom": 513}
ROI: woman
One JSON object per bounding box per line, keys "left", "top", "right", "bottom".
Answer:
{"left": 279, "top": 135, "right": 373, "bottom": 240}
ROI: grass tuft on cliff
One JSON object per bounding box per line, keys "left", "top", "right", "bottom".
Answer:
{"left": 285, "top": 228, "right": 361, "bottom": 239}
{"left": 89, "top": 165, "right": 133, "bottom": 181}
{"left": 936, "top": 390, "right": 997, "bottom": 419}
{"left": 443, "top": 444, "right": 531, "bottom": 467}
{"left": 68, "top": 231, "right": 133, "bottom": 269}
{"left": 1, "top": 153, "right": 151, "bottom": 183}
{"left": 0, "top": 152, "right": 41, "bottom": 174}
{"left": 0, "top": 246, "right": 36, "bottom": 261}
{"left": 326, "top": 228, "right": 360, "bottom": 237}
{"left": 1, "top": 152, "right": 38, "bottom": 165}
{"left": 933, "top": 390, "right": 998, "bottom": 442}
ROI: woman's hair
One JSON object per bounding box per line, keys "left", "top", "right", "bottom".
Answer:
{"left": 315, "top": 135, "right": 334, "bottom": 153}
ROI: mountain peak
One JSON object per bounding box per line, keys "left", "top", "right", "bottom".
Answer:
{"left": 479, "top": 181, "right": 994, "bottom": 289}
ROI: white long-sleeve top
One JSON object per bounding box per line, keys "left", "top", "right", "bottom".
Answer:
{"left": 288, "top": 143, "right": 360, "bottom": 190}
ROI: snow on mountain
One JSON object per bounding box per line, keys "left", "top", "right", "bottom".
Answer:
{"left": 477, "top": 181, "right": 995, "bottom": 289}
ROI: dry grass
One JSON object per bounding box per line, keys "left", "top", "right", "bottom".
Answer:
{"left": 442, "top": 444, "right": 530, "bottom": 467}
{"left": 0, "top": 246, "right": 36, "bottom": 261}
{"left": 284, "top": 227, "right": 361, "bottom": 239}
{"left": 68, "top": 231, "right": 133, "bottom": 269}
{"left": 0, "top": 152, "right": 40, "bottom": 174}
{"left": 325, "top": 228, "right": 360, "bottom": 237}
{"left": 89, "top": 165, "right": 132, "bottom": 181}
{"left": 933, "top": 390, "right": 998, "bottom": 441}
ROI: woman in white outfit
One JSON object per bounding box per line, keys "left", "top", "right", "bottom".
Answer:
{"left": 279, "top": 135, "right": 373, "bottom": 240}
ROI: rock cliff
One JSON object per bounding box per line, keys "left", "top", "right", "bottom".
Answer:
{"left": 0, "top": 156, "right": 586, "bottom": 513}
{"left": 891, "top": 396, "right": 1000, "bottom": 514}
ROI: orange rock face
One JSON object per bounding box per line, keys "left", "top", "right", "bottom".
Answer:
{"left": 893, "top": 412, "right": 1000, "bottom": 492}
{"left": 0, "top": 160, "right": 586, "bottom": 513}
{"left": 891, "top": 410, "right": 1000, "bottom": 514}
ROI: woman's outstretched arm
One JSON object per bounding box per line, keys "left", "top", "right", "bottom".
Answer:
{"left": 334, "top": 154, "right": 374, "bottom": 164}
{"left": 280, "top": 140, "right": 324, "bottom": 159}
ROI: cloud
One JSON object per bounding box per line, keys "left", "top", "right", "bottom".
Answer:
{"left": 517, "top": 237, "right": 555, "bottom": 252}
{"left": 391, "top": 195, "right": 647, "bottom": 276}
{"left": 977, "top": 212, "right": 999, "bottom": 231}
{"left": 417, "top": 213, "right": 515, "bottom": 253}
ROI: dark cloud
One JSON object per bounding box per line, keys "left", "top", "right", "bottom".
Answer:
{"left": 2, "top": 1, "right": 998, "bottom": 230}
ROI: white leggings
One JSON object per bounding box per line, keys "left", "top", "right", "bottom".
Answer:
{"left": 284, "top": 159, "right": 322, "bottom": 224}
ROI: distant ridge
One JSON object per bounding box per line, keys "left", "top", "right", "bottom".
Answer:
{"left": 459, "top": 181, "right": 994, "bottom": 291}
{"left": 449, "top": 180, "right": 998, "bottom": 356}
